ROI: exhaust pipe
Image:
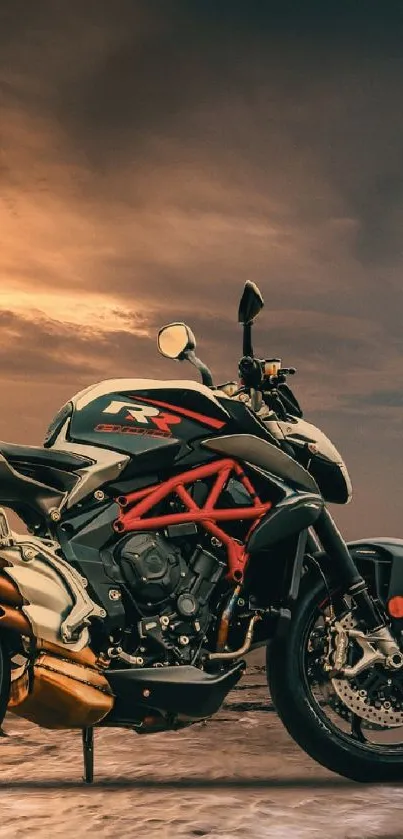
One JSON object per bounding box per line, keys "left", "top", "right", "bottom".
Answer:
{"left": 0, "top": 574, "right": 23, "bottom": 607}
{"left": 0, "top": 605, "right": 33, "bottom": 636}
{"left": 0, "top": 573, "right": 34, "bottom": 636}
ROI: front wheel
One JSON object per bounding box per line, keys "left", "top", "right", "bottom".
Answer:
{"left": 267, "top": 577, "right": 403, "bottom": 782}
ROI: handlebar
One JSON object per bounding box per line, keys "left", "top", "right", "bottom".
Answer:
{"left": 233, "top": 356, "right": 302, "bottom": 420}
{"left": 238, "top": 356, "right": 297, "bottom": 389}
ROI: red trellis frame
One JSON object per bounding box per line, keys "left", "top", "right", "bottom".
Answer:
{"left": 113, "top": 458, "right": 272, "bottom": 582}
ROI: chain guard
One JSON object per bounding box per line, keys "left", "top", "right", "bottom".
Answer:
{"left": 329, "top": 613, "right": 403, "bottom": 728}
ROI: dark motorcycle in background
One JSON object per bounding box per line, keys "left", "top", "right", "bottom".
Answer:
{"left": 0, "top": 281, "right": 402, "bottom": 783}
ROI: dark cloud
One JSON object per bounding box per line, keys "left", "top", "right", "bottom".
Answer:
{"left": 0, "top": 310, "right": 161, "bottom": 383}
{"left": 1, "top": 1, "right": 403, "bottom": 536}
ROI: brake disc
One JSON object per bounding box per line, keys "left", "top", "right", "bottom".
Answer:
{"left": 330, "top": 613, "right": 403, "bottom": 728}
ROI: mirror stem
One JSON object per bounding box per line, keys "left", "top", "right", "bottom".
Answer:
{"left": 243, "top": 322, "right": 253, "bottom": 357}
{"left": 184, "top": 350, "right": 214, "bottom": 388}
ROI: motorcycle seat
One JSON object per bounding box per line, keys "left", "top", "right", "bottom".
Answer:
{"left": 0, "top": 442, "right": 92, "bottom": 473}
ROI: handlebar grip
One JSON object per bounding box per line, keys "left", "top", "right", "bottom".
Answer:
{"left": 238, "top": 356, "right": 263, "bottom": 389}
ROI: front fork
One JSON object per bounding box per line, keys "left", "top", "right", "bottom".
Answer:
{"left": 311, "top": 509, "right": 403, "bottom": 665}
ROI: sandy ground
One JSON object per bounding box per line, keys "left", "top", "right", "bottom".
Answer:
{"left": 0, "top": 652, "right": 402, "bottom": 839}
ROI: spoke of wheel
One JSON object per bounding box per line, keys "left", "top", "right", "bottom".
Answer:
{"left": 351, "top": 714, "right": 366, "bottom": 743}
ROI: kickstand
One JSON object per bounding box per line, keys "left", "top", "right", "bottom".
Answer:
{"left": 82, "top": 727, "right": 94, "bottom": 784}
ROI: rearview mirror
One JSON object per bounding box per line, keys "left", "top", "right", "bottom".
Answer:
{"left": 238, "top": 281, "right": 264, "bottom": 324}
{"left": 157, "top": 322, "right": 196, "bottom": 359}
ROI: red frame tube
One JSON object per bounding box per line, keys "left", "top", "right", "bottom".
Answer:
{"left": 114, "top": 458, "right": 272, "bottom": 582}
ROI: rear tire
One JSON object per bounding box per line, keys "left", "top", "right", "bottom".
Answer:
{"left": 267, "top": 577, "right": 403, "bottom": 782}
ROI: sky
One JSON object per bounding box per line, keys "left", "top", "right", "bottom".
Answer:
{"left": 1, "top": 1, "right": 403, "bottom": 538}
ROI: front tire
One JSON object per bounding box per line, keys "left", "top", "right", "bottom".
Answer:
{"left": 267, "top": 577, "right": 403, "bottom": 782}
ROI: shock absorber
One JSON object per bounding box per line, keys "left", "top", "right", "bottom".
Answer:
{"left": 315, "top": 508, "right": 386, "bottom": 631}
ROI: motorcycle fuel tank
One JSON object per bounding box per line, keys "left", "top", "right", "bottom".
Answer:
{"left": 56, "top": 379, "right": 232, "bottom": 459}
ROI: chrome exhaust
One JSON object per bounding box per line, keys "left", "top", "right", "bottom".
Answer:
{"left": 208, "top": 614, "right": 261, "bottom": 661}
{"left": 0, "top": 573, "right": 23, "bottom": 607}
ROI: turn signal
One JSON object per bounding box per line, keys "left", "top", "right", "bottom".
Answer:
{"left": 387, "top": 596, "right": 403, "bottom": 619}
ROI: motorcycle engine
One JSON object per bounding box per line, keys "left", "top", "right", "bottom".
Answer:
{"left": 114, "top": 532, "right": 226, "bottom": 664}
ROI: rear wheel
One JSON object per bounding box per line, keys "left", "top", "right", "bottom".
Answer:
{"left": 267, "top": 577, "right": 403, "bottom": 782}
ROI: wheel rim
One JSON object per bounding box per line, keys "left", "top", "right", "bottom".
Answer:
{"left": 301, "top": 593, "right": 403, "bottom": 755}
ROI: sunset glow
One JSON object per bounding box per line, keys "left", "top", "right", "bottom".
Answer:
{"left": 0, "top": 286, "right": 150, "bottom": 333}
{"left": 1, "top": 3, "right": 403, "bottom": 539}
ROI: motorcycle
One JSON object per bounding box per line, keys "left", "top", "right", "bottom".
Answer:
{"left": 0, "top": 282, "right": 402, "bottom": 783}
